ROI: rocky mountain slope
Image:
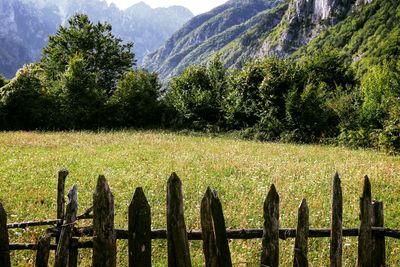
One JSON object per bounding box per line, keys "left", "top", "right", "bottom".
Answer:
{"left": 0, "top": 0, "right": 60, "bottom": 78}
{"left": 0, "top": 0, "right": 193, "bottom": 78}
{"left": 143, "top": 0, "right": 286, "bottom": 79}
{"left": 144, "top": 0, "right": 388, "bottom": 80}
{"left": 293, "top": 0, "right": 399, "bottom": 73}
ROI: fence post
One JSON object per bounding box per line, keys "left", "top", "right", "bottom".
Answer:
{"left": 92, "top": 175, "right": 116, "bottom": 267}
{"left": 372, "top": 200, "right": 385, "bottom": 267}
{"left": 68, "top": 238, "right": 79, "bottom": 267}
{"left": 200, "top": 187, "right": 232, "bottom": 267}
{"left": 0, "top": 202, "right": 11, "bottom": 267}
{"left": 57, "top": 169, "right": 68, "bottom": 227}
{"left": 358, "top": 176, "right": 372, "bottom": 267}
{"left": 129, "top": 187, "right": 151, "bottom": 267}
{"left": 293, "top": 199, "right": 309, "bottom": 267}
{"left": 261, "top": 184, "right": 279, "bottom": 267}
{"left": 35, "top": 234, "right": 51, "bottom": 267}
{"left": 166, "top": 173, "right": 192, "bottom": 267}
{"left": 54, "top": 185, "right": 78, "bottom": 267}
{"left": 330, "top": 172, "right": 343, "bottom": 267}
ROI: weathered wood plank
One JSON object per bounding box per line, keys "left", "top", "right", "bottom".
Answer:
{"left": 166, "top": 173, "right": 192, "bottom": 267}
{"left": 209, "top": 188, "right": 232, "bottom": 267}
{"left": 261, "top": 184, "right": 280, "bottom": 267}
{"left": 51, "top": 225, "right": 400, "bottom": 240}
{"left": 293, "top": 199, "right": 309, "bottom": 267}
{"left": 35, "top": 234, "right": 51, "bottom": 267}
{"left": 129, "top": 187, "right": 151, "bottom": 267}
{"left": 358, "top": 176, "right": 373, "bottom": 267}
{"left": 57, "top": 169, "right": 68, "bottom": 226}
{"left": 7, "top": 207, "right": 93, "bottom": 229}
{"left": 54, "top": 185, "right": 78, "bottom": 267}
{"left": 68, "top": 238, "right": 79, "bottom": 267}
{"left": 372, "top": 200, "right": 385, "bottom": 267}
{"left": 201, "top": 187, "right": 218, "bottom": 267}
{"left": 92, "top": 175, "right": 116, "bottom": 267}
{"left": 0, "top": 202, "right": 11, "bottom": 267}
{"left": 330, "top": 172, "right": 343, "bottom": 267}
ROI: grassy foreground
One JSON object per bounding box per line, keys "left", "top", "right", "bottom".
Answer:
{"left": 0, "top": 131, "right": 399, "bottom": 266}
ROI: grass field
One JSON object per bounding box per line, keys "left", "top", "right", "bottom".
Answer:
{"left": 0, "top": 131, "right": 399, "bottom": 266}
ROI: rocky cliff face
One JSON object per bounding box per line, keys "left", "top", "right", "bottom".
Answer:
{"left": 0, "top": 0, "right": 60, "bottom": 78}
{"left": 259, "top": 0, "right": 357, "bottom": 57}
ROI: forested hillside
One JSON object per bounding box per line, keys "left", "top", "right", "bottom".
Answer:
{"left": 144, "top": 0, "right": 398, "bottom": 80}
{"left": 143, "top": 0, "right": 286, "bottom": 79}
{"left": 294, "top": 0, "right": 400, "bottom": 74}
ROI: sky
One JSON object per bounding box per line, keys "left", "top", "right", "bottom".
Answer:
{"left": 106, "top": 0, "right": 229, "bottom": 15}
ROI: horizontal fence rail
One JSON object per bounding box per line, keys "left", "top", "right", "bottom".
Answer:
{"left": 1, "top": 170, "right": 399, "bottom": 266}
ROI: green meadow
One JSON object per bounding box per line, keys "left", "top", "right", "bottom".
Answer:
{"left": 0, "top": 131, "right": 399, "bottom": 266}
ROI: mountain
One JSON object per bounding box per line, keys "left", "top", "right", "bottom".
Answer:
{"left": 0, "top": 0, "right": 193, "bottom": 78}
{"left": 143, "top": 0, "right": 395, "bottom": 80}
{"left": 0, "top": 0, "right": 60, "bottom": 78}
{"left": 142, "top": 0, "right": 287, "bottom": 80}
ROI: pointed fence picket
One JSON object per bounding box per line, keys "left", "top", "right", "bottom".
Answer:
{"left": 0, "top": 170, "right": 399, "bottom": 266}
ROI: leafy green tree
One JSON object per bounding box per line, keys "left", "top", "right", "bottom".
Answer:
{"left": 224, "top": 58, "right": 299, "bottom": 139}
{"left": 57, "top": 54, "right": 105, "bottom": 129}
{"left": 360, "top": 62, "right": 400, "bottom": 129}
{"left": 285, "top": 82, "right": 338, "bottom": 142}
{"left": 168, "top": 55, "right": 227, "bottom": 128}
{"left": 299, "top": 49, "right": 355, "bottom": 90}
{"left": 108, "top": 69, "right": 161, "bottom": 127}
{"left": 41, "top": 13, "right": 135, "bottom": 96}
{"left": 0, "top": 64, "right": 54, "bottom": 129}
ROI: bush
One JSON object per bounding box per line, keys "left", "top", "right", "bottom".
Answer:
{"left": 377, "top": 105, "right": 400, "bottom": 154}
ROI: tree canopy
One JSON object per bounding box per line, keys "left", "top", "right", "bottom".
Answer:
{"left": 41, "top": 13, "right": 135, "bottom": 96}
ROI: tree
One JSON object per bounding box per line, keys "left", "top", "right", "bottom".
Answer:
{"left": 360, "top": 62, "right": 400, "bottom": 129}
{"left": 41, "top": 13, "right": 135, "bottom": 96}
{"left": 168, "top": 55, "right": 227, "bottom": 128}
{"left": 108, "top": 69, "right": 161, "bottom": 127}
{"left": 0, "top": 64, "right": 55, "bottom": 129}
{"left": 299, "top": 50, "right": 355, "bottom": 90}
{"left": 57, "top": 54, "right": 105, "bottom": 129}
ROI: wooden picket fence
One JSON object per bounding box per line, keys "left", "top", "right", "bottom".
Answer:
{"left": 0, "top": 170, "right": 399, "bottom": 266}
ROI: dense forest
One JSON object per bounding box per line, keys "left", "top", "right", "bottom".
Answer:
{"left": 0, "top": 12, "right": 399, "bottom": 154}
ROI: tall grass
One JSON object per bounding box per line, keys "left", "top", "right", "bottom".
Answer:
{"left": 0, "top": 131, "right": 399, "bottom": 266}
